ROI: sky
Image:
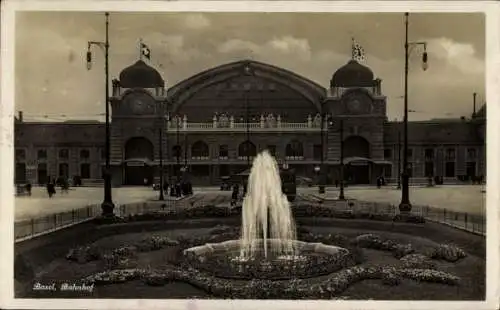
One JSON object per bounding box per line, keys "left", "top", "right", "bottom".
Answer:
{"left": 14, "top": 11, "right": 486, "bottom": 122}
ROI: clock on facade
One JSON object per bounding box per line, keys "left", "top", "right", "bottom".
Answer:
{"left": 124, "top": 92, "right": 155, "bottom": 114}
{"left": 342, "top": 91, "right": 372, "bottom": 114}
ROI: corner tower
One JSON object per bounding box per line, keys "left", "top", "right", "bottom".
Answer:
{"left": 322, "top": 53, "right": 389, "bottom": 184}
{"left": 109, "top": 60, "right": 168, "bottom": 185}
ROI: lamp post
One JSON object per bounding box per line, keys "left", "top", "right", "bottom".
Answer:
{"left": 397, "top": 129, "right": 402, "bottom": 190}
{"left": 175, "top": 115, "right": 181, "bottom": 183}
{"left": 245, "top": 85, "right": 251, "bottom": 169}
{"left": 318, "top": 113, "right": 326, "bottom": 194}
{"left": 400, "top": 12, "right": 428, "bottom": 212}
{"left": 86, "top": 12, "right": 114, "bottom": 216}
{"left": 338, "top": 119, "right": 345, "bottom": 200}
{"left": 158, "top": 118, "right": 165, "bottom": 201}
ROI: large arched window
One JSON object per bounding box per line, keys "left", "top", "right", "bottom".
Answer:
{"left": 238, "top": 140, "right": 257, "bottom": 160}
{"left": 191, "top": 141, "right": 210, "bottom": 160}
{"left": 285, "top": 139, "right": 304, "bottom": 159}
{"left": 124, "top": 137, "right": 154, "bottom": 160}
{"left": 343, "top": 136, "right": 370, "bottom": 159}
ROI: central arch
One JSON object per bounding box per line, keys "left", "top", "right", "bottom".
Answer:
{"left": 124, "top": 137, "right": 154, "bottom": 185}
{"left": 167, "top": 60, "right": 326, "bottom": 114}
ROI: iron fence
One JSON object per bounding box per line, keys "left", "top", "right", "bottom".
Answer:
{"left": 14, "top": 196, "right": 194, "bottom": 242}
{"left": 15, "top": 194, "right": 485, "bottom": 242}
{"left": 14, "top": 204, "right": 102, "bottom": 241}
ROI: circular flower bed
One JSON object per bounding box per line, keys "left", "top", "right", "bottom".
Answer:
{"left": 81, "top": 264, "right": 460, "bottom": 299}
{"left": 184, "top": 242, "right": 354, "bottom": 280}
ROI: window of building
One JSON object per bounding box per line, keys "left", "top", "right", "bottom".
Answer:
{"left": 80, "top": 149, "right": 90, "bottom": 160}
{"left": 219, "top": 144, "right": 229, "bottom": 159}
{"left": 100, "top": 148, "right": 106, "bottom": 160}
{"left": 424, "top": 162, "right": 434, "bottom": 177}
{"left": 37, "top": 163, "right": 48, "bottom": 184}
{"left": 59, "top": 149, "right": 69, "bottom": 159}
{"left": 191, "top": 141, "right": 210, "bottom": 159}
{"left": 15, "top": 149, "right": 26, "bottom": 161}
{"left": 313, "top": 144, "right": 322, "bottom": 160}
{"left": 466, "top": 161, "right": 476, "bottom": 177}
{"left": 285, "top": 140, "right": 304, "bottom": 159}
{"left": 383, "top": 148, "right": 392, "bottom": 159}
{"left": 445, "top": 162, "right": 455, "bottom": 177}
{"left": 15, "top": 163, "right": 26, "bottom": 183}
{"left": 407, "top": 162, "right": 413, "bottom": 178}
{"left": 37, "top": 149, "right": 47, "bottom": 160}
{"left": 58, "top": 163, "right": 69, "bottom": 178}
{"left": 384, "top": 166, "right": 392, "bottom": 178}
{"left": 467, "top": 148, "right": 477, "bottom": 160}
{"left": 238, "top": 141, "right": 257, "bottom": 159}
{"left": 407, "top": 148, "right": 413, "bottom": 159}
{"left": 266, "top": 145, "right": 277, "bottom": 157}
{"left": 80, "top": 163, "right": 91, "bottom": 179}
{"left": 424, "top": 148, "right": 434, "bottom": 161}
{"left": 445, "top": 148, "right": 455, "bottom": 161}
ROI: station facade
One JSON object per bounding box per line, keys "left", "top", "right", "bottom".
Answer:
{"left": 14, "top": 59, "right": 486, "bottom": 186}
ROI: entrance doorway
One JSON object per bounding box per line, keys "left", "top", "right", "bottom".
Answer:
{"left": 346, "top": 163, "right": 370, "bottom": 184}
{"left": 124, "top": 137, "right": 154, "bottom": 185}
{"left": 343, "top": 136, "right": 371, "bottom": 184}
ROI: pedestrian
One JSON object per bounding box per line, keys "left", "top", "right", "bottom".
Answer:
{"left": 231, "top": 183, "right": 239, "bottom": 206}
{"left": 24, "top": 182, "right": 32, "bottom": 196}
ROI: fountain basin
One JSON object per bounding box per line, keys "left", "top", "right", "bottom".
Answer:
{"left": 183, "top": 239, "right": 353, "bottom": 280}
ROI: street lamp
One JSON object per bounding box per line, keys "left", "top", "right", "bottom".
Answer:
{"left": 158, "top": 107, "right": 165, "bottom": 201}
{"left": 314, "top": 165, "right": 322, "bottom": 193}
{"left": 400, "top": 12, "right": 429, "bottom": 212}
{"left": 86, "top": 12, "right": 114, "bottom": 216}
{"left": 338, "top": 119, "right": 345, "bottom": 201}
{"left": 397, "top": 129, "right": 402, "bottom": 190}
{"left": 319, "top": 112, "right": 326, "bottom": 194}
{"left": 175, "top": 115, "right": 181, "bottom": 183}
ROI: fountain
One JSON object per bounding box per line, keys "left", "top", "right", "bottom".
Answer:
{"left": 239, "top": 150, "right": 297, "bottom": 260}
{"left": 183, "top": 150, "right": 352, "bottom": 280}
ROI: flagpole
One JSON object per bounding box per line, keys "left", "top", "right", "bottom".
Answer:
{"left": 139, "top": 38, "right": 143, "bottom": 61}
{"left": 351, "top": 37, "right": 355, "bottom": 60}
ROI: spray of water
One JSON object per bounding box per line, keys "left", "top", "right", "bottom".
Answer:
{"left": 239, "top": 150, "right": 297, "bottom": 259}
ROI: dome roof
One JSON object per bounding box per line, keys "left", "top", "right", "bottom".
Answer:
{"left": 331, "top": 60, "right": 374, "bottom": 87}
{"left": 119, "top": 60, "right": 164, "bottom": 88}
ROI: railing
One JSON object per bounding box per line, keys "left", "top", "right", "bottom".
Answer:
{"left": 14, "top": 197, "right": 191, "bottom": 242}
{"left": 15, "top": 193, "right": 485, "bottom": 242}
{"left": 14, "top": 204, "right": 102, "bottom": 241}
{"left": 168, "top": 121, "right": 323, "bottom": 132}
{"left": 308, "top": 197, "right": 486, "bottom": 236}
{"left": 418, "top": 205, "right": 485, "bottom": 235}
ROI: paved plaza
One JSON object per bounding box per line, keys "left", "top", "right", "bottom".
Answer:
{"left": 301, "top": 184, "right": 486, "bottom": 215}
{"left": 14, "top": 184, "right": 485, "bottom": 221}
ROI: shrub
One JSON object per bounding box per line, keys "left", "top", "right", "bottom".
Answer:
{"left": 66, "top": 245, "right": 101, "bottom": 264}
{"left": 134, "top": 236, "right": 179, "bottom": 252}
{"left": 400, "top": 254, "right": 435, "bottom": 269}
{"left": 430, "top": 244, "right": 467, "bottom": 262}
{"left": 392, "top": 244, "right": 415, "bottom": 259}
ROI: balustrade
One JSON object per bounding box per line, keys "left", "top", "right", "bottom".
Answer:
{"left": 166, "top": 113, "right": 325, "bottom": 131}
